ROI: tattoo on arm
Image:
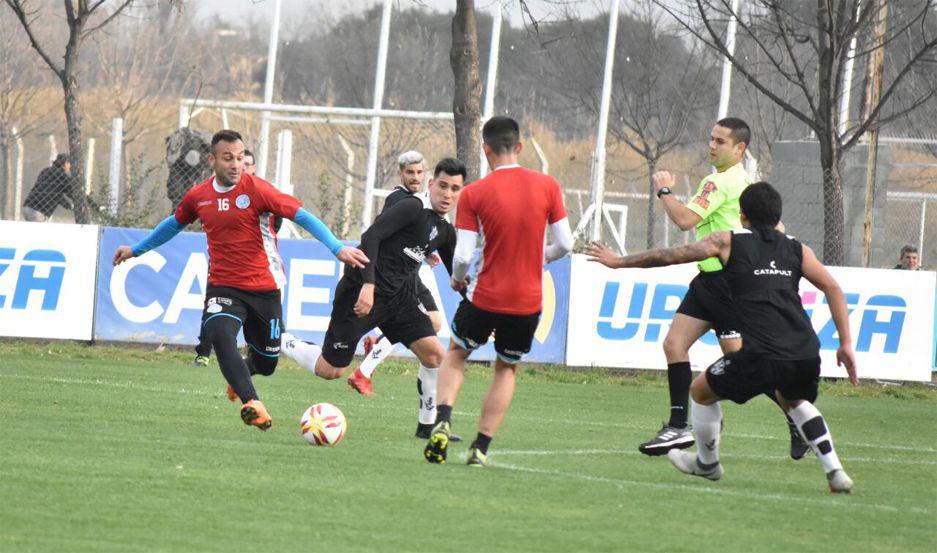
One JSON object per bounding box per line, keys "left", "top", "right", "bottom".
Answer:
{"left": 618, "top": 233, "right": 726, "bottom": 268}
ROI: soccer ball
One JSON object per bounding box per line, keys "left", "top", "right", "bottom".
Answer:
{"left": 300, "top": 403, "right": 347, "bottom": 446}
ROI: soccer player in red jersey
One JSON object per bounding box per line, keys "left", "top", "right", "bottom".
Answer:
{"left": 113, "top": 130, "right": 368, "bottom": 430}
{"left": 423, "top": 116, "right": 574, "bottom": 467}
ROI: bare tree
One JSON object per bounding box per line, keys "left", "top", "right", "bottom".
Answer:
{"left": 450, "top": 0, "right": 482, "bottom": 181}
{"left": 4, "top": 0, "right": 137, "bottom": 223}
{"left": 657, "top": 0, "right": 937, "bottom": 264}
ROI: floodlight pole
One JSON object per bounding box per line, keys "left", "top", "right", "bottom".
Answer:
{"left": 716, "top": 0, "right": 741, "bottom": 120}
{"left": 839, "top": 1, "right": 863, "bottom": 137}
{"left": 479, "top": 0, "right": 503, "bottom": 179}
{"left": 361, "top": 0, "right": 394, "bottom": 229}
{"left": 257, "top": 0, "right": 282, "bottom": 179}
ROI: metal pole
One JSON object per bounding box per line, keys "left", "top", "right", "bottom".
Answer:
{"left": 274, "top": 130, "right": 293, "bottom": 195}
{"left": 84, "top": 137, "right": 95, "bottom": 196}
{"left": 180, "top": 98, "right": 453, "bottom": 121}
{"left": 479, "top": 0, "right": 503, "bottom": 179}
{"left": 257, "top": 0, "right": 282, "bottom": 179}
{"left": 338, "top": 135, "right": 355, "bottom": 239}
{"left": 918, "top": 200, "right": 926, "bottom": 265}
{"left": 178, "top": 104, "right": 190, "bottom": 128}
{"left": 361, "top": 0, "right": 393, "bottom": 229}
{"left": 108, "top": 118, "right": 123, "bottom": 216}
{"left": 716, "top": 0, "right": 741, "bottom": 119}
{"left": 530, "top": 136, "right": 549, "bottom": 175}
{"left": 590, "top": 0, "right": 621, "bottom": 242}
{"left": 838, "top": 1, "right": 863, "bottom": 137}
{"left": 13, "top": 126, "right": 23, "bottom": 221}
{"left": 48, "top": 134, "right": 57, "bottom": 163}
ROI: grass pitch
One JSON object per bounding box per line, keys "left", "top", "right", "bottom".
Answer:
{"left": 1, "top": 341, "right": 935, "bottom": 553}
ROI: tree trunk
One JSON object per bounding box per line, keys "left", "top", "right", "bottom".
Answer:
{"left": 1, "top": 122, "right": 11, "bottom": 219}
{"left": 645, "top": 158, "right": 657, "bottom": 249}
{"left": 450, "top": 0, "right": 481, "bottom": 182}
{"left": 61, "top": 33, "right": 90, "bottom": 224}
{"left": 818, "top": 135, "right": 846, "bottom": 265}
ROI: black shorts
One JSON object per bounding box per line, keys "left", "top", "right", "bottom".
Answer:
{"left": 676, "top": 271, "right": 740, "bottom": 339}
{"left": 416, "top": 277, "right": 438, "bottom": 312}
{"left": 322, "top": 277, "right": 437, "bottom": 367}
{"left": 450, "top": 299, "right": 540, "bottom": 364}
{"left": 202, "top": 284, "right": 283, "bottom": 359}
{"left": 705, "top": 352, "right": 821, "bottom": 404}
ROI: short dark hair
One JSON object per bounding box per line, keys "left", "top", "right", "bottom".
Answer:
{"left": 482, "top": 116, "right": 520, "bottom": 154}
{"left": 434, "top": 157, "right": 467, "bottom": 180}
{"left": 211, "top": 130, "right": 243, "bottom": 153}
{"left": 740, "top": 181, "right": 782, "bottom": 229}
{"left": 716, "top": 117, "right": 751, "bottom": 147}
{"left": 53, "top": 153, "right": 70, "bottom": 167}
{"left": 900, "top": 244, "right": 918, "bottom": 256}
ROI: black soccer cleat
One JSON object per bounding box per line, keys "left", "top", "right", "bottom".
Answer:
{"left": 639, "top": 423, "right": 695, "bottom": 456}
{"left": 788, "top": 420, "right": 810, "bottom": 460}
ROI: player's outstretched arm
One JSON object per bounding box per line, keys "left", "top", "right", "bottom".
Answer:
{"left": 113, "top": 215, "right": 186, "bottom": 265}
{"left": 801, "top": 244, "right": 858, "bottom": 385}
{"left": 292, "top": 207, "right": 368, "bottom": 269}
{"left": 586, "top": 232, "right": 728, "bottom": 269}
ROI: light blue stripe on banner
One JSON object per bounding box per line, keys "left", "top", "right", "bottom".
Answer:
{"left": 249, "top": 343, "right": 279, "bottom": 358}
{"left": 202, "top": 313, "right": 243, "bottom": 327}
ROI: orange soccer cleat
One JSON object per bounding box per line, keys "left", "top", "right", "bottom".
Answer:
{"left": 347, "top": 368, "right": 374, "bottom": 396}
{"left": 240, "top": 399, "right": 273, "bottom": 430}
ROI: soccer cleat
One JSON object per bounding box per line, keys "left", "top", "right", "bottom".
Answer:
{"left": 347, "top": 368, "right": 375, "bottom": 396}
{"left": 827, "top": 469, "right": 853, "bottom": 493}
{"left": 466, "top": 447, "right": 488, "bottom": 468}
{"left": 788, "top": 420, "right": 810, "bottom": 460}
{"left": 423, "top": 421, "right": 450, "bottom": 464}
{"left": 639, "top": 423, "right": 695, "bottom": 456}
{"left": 415, "top": 422, "right": 461, "bottom": 442}
{"left": 225, "top": 384, "right": 238, "bottom": 402}
{"left": 667, "top": 449, "right": 724, "bottom": 481}
{"left": 240, "top": 399, "right": 272, "bottom": 430}
{"left": 193, "top": 355, "right": 209, "bottom": 367}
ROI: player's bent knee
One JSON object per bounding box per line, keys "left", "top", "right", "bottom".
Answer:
{"left": 690, "top": 375, "right": 716, "bottom": 404}
{"left": 249, "top": 352, "right": 278, "bottom": 376}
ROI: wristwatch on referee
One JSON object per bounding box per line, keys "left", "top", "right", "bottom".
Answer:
{"left": 656, "top": 187, "right": 672, "bottom": 199}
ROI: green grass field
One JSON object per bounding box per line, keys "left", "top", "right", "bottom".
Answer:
{"left": 2, "top": 341, "right": 935, "bottom": 553}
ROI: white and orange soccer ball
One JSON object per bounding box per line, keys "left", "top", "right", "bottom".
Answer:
{"left": 300, "top": 403, "right": 347, "bottom": 446}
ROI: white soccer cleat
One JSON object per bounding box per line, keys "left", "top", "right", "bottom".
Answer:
{"left": 667, "top": 449, "right": 724, "bottom": 481}
{"left": 827, "top": 469, "right": 853, "bottom": 493}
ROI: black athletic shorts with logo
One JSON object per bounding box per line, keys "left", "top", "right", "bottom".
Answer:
{"left": 416, "top": 277, "right": 438, "bottom": 312}
{"left": 450, "top": 299, "right": 540, "bottom": 364}
{"left": 323, "top": 277, "right": 436, "bottom": 367}
{"left": 202, "top": 284, "right": 283, "bottom": 359}
{"left": 676, "top": 270, "right": 741, "bottom": 339}
{"left": 705, "top": 351, "right": 821, "bottom": 404}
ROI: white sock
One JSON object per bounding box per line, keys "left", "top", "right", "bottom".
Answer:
{"left": 280, "top": 332, "right": 322, "bottom": 375}
{"left": 359, "top": 335, "right": 395, "bottom": 379}
{"left": 417, "top": 364, "right": 438, "bottom": 425}
{"left": 788, "top": 401, "right": 843, "bottom": 474}
{"left": 691, "top": 399, "right": 722, "bottom": 466}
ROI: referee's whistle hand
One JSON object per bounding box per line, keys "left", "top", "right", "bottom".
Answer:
{"left": 113, "top": 246, "right": 134, "bottom": 266}
{"left": 337, "top": 246, "right": 369, "bottom": 269}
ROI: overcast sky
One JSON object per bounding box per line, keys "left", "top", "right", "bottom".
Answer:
{"left": 195, "top": 0, "right": 607, "bottom": 33}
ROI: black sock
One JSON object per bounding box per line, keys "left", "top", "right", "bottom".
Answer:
{"left": 667, "top": 362, "right": 692, "bottom": 428}
{"left": 436, "top": 404, "right": 452, "bottom": 425}
{"left": 471, "top": 433, "right": 492, "bottom": 454}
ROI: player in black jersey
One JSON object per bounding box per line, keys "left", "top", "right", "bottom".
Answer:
{"left": 281, "top": 158, "right": 466, "bottom": 436}
{"left": 347, "top": 151, "right": 449, "bottom": 404}
{"left": 586, "top": 182, "right": 858, "bottom": 493}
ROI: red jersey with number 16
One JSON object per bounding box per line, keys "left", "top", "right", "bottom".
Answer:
{"left": 456, "top": 166, "right": 567, "bottom": 315}
{"left": 174, "top": 174, "right": 302, "bottom": 291}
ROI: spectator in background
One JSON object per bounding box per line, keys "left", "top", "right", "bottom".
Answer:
{"left": 23, "top": 154, "right": 75, "bottom": 222}
{"left": 894, "top": 245, "right": 920, "bottom": 270}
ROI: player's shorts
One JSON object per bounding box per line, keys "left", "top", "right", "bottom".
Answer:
{"left": 416, "top": 277, "right": 438, "bottom": 313}
{"left": 323, "top": 277, "right": 436, "bottom": 367}
{"left": 676, "top": 271, "right": 741, "bottom": 340}
{"left": 705, "top": 352, "right": 821, "bottom": 404}
{"left": 450, "top": 299, "right": 540, "bottom": 364}
{"left": 202, "top": 284, "right": 283, "bottom": 359}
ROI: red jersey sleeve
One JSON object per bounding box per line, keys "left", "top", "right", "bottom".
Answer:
{"left": 252, "top": 176, "right": 303, "bottom": 218}
{"left": 547, "top": 177, "right": 567, "bottom": 224}
{"left": 455, "top": 187, "right": 480, "bottom": 232}
{"left": 174, "top": 187, "right": 199, "bottom": 225}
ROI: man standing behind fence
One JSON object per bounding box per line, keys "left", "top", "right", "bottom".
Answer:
{"left": 23, "top": 154, "right": 75, "bottom": 222}
{"left": 423, "top": 116, "right": 573, "bottom": 467}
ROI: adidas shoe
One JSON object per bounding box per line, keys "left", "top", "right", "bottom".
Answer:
{"left": 827, "top": 469, "right": 853, "bottom": 493}
{"left": 193, "top": 355, "right": 209, "bottom": 367}
{"left": 347, "top": 368, "right": 374, "bottom": 396}
{"left": 639, "top": 423, "right": 695, "bottom": 456}
{"left": 240, "top": 399, "right": 272, "bottom": 430}
{"left": 415, "top": 422, "right": 461, "bottom": 442}
{"left": 466, "top": 447, "right": 488, "bottom": 468}
{"left": 424, "top": 421, "right": 450, "bottom": 464}
{"left": 667, "top": 449, "right": 724, "bottom": 481}
{"left": 788, "top": 420, "right": 810, "bottom": 460}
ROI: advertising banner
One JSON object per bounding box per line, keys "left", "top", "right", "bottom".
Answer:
{"left": 0, "top": 221, "right": 99, "bottom": 340}
{"left": 96, "top": 227, "right": 569, "bottom": 363}
{"left": 565, "top": 254, "right": 936, "bottom": 382}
